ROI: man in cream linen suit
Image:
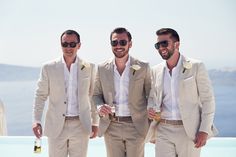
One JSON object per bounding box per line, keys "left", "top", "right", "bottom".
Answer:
{"left": 32, "top": 30, "right": 99, "bottom": 157}
{"left": 93, "top": 27, "right": 151, "bottom": 157}
{"left": 147, "top": 28, "right": 218, "bottom": 157}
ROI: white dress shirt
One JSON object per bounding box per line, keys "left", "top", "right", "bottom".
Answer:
{"left": 62, "top": 57, "right": 79, "bottom": 116}
{"left": 161, "top": 55, "right": 183, "bottom": 120}
{"left": 113, "top": 57, "right": 131, "bottom": 117}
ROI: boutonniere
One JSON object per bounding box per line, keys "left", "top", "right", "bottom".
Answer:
{"left": 131, "top": 64, "right": 141, "bottom": 75}
{"left": 182, "top": 61, "right": 192, "bottom": 73}
{"left": 81, "top": 62, "right": 90, "bottom": 70}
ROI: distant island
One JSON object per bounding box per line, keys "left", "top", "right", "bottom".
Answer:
{"left": 0, "top": 63, "right": 236, "bottom": 85}
{"left": 0, "top": 64, "right": 40, "bottom": 81}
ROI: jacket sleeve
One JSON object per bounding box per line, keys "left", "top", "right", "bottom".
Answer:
{"left": 92, "top": 66, "right": 105, "bottom": 107}
{"left": 89, "top": 64, "right": 99, "bottom": 126}
{"left": 197, "top": 62, "right": 216, "bottom": 134}
{"left": 33, "top": 64, "right": 49, "bottom": 124}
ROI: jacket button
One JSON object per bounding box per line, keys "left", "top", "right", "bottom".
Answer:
{"left": 64, "top": 101, "right": 66, "bottom": 104}
{"left": 62, "top": 114, "right": 65, "bottom": 116}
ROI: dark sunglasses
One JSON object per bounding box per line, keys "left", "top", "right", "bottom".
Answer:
{"left": 61, "top": 42, "right": 78, "bottom": 48}
{"left": 154, "top": 40, "right": 168, "bottom": 49}
{"left": 111, "top": 40, "right": 128, "bottom": 47}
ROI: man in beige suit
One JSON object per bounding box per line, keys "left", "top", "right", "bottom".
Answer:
{"left": 147, "top": 28, "right": 218, "bottom": 157}
{"left": 93, "top": 27, "right": 151, "bottom": 157}
{"left": 32, "top": 30, "right": 98, "bottom": 157}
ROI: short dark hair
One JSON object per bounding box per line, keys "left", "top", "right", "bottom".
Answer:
{"left": 110, "top": 27, "right": 132, "bottom": 41}
{"left": 60, "top": 30, "right": 80, "bottom": 43}
{"left": 156, "top": 28, "right": 180, "bottom": 42}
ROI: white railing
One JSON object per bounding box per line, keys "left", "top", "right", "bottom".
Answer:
{"left": 0, "top": 137, "right": 236, "bottom": 157}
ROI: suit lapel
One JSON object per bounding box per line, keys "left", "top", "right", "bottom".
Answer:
{"left": 55, "top": 58, "right": 66, "bottom": 97}
{"left": 157, "top": 62, "right": 165, "bottom": 105}
{"left": 128, "top": 57, "right": 136, "bottom": 102}
{"left": 105, "top": 59, "right": 115, "bottom": 101}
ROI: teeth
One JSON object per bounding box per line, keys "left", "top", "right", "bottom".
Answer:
{"left": 116, "top": 49, "right": 124, "bottom": 52}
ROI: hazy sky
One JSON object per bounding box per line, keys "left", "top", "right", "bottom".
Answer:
{"left": 0, "top": 0, "right": 235, "bottom": 69}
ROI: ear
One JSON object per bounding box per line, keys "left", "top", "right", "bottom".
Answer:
{"left": 129, "top": 41, "right": 132, "bottom": 48}
{"left": 77, "top": 42, "right": 81, "bottom": 49}
{"left": 174, "top": 41, "right": 180, "bottom": 49}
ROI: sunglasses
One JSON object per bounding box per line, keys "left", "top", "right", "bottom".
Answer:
{"left": 111, "top": 40, "right": 128, "bottom": 47}
{"left": 61, "top": 42, "right": 78, "bottom": 48}
{"left": 154, "top": 40, "right": 168, "bottom": 49}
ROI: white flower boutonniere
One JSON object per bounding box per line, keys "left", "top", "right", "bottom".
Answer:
{"left": 182, "top": 61, "right": 192, "bottom": 73}
{"left": 131, "top": 64, "right": 141, "bottom": 75}
{"left": 81, "top": 62, "right": 90, "bottom": 70}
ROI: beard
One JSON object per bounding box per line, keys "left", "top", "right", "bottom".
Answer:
{"left": 159, "top": 49, "right": 174, "bottom": 60}
{"left": 113, "top": 48, "right": 129, "bottom": 58}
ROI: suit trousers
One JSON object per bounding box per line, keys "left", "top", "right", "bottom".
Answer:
{"left": 104, "top": 121, "right": 145, "bottom": 157}
{"left": 155, "top": 123, "right": 201, "bottom": 157}
{"left": 48, "top": 119, "right": 90, "bottom": 157}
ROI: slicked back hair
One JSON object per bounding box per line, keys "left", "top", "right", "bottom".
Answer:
{"left": 156, "top": 28, "right": 180, "bottom": 42}
{"left": 60, "top": 30, "right": 80, "bottom": 43}
{"left": 110, "top": 27, "right": 132, "bottom": 41}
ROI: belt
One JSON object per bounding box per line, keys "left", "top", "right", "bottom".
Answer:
{"left": 110, "top": 115, "right": 133, "bottom": 123}
{"left": 160, "top": 119, "right": 183, "bottom": 125}
{"left": 65, "top": 116, "right": 80, "bottom": 120}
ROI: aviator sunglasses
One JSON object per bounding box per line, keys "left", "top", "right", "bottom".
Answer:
{"left": 61, "top": 42, "right": 78, "bottom": 48}
{"left": 154, "top": 40, "right": 168, "bottom": 49}
{"left": 111, "top": 40, "right": 128, "bottom": 47}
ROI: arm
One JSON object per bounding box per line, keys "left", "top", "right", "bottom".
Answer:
{"left": 195, "top": 62, "right": 216, "bottom": 147}
{"left": 32, "top": 64, "right": 49, "bottom": 138}
{"left": 89, "top": 64, "right": 99, "bottom": 126}
{"left": 89, "top": 64, "right": 99, "bottom": 138}
{"left": 92, "top": 66, "right": 112, "bottom": 117}
{"left": 197, "top": 62, "right": 215, "bottom": 134}
{"left": 144, "top": 63, "right": 152, "bottom": 101}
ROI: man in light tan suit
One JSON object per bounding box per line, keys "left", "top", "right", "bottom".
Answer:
{"left": 93, "top": 27, "right": 151, "bottom": 157}
{"left": 32, "top": 30, "right": 99, "bottom": 157}
{"left": 147, "top": 28, "right": 218, "bottom": 157}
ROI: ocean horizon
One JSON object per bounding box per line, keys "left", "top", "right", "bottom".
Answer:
{"left": 0, "top": 80, "right": 235, "bottom": 137}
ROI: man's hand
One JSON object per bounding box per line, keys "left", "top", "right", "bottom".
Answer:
{"left": 98, "top": 104, "right": 112, "bottom": 117}
{"left": 194, "top": 131, "right": 208, "bottom": 148}
{"left": 90, "top": 125, "right": 98, "bottom": 139}
{"left": 32, "top": 123, "right": 42, "bottom": 138}
{"left": 147, "top": 107, "right": 156, "bottom": 119}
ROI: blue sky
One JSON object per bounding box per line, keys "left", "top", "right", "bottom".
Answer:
{"left": 0, "top": 0, "right": 235, "bottom": 69}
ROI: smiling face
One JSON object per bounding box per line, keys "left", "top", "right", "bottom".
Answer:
{"left": 111, "top": 32, "right": 132, "bottom": 59}
{"left": 156, "top": 34, "right": 178, "bottom": 60}
{"left": 61, "top": 34, "right": 80, "bottom": 61}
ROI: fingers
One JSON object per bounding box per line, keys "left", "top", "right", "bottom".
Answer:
{"left": 194, "top": 132, "right": 208, "bottom": 148}
{"left": 32, "top": 123, "right": 42, "bottom": 138}
{"left": 147, "top": 108, "right": 156, "bottom": 119}
{"left": 98, "top": 104, "right": 112, "bottom": 116}
{"left": 90, "top": 126, "right": 98, "bottom": 139}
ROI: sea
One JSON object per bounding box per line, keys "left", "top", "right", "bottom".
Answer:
{"left": 0, "top": 80, "right": 235, "bottom": 137}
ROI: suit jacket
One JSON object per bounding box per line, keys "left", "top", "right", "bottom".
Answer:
{"left": 33, "top": 57, "right": 99, "bottom": 138}
{"left": 93, "top": 56, "right": 151, "bottom": 137}
{"left": 146, "top": 55, "right": 218, "bottom": 141}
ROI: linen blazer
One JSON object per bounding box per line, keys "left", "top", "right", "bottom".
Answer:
{"left": 33, "top": 57, "right": 98, "bottom": 138}
{"left": 93, "top": 56, "right": 151, "bottom": 137}
{"left": 146, "top": 55, "right": 218, "bottom": 141}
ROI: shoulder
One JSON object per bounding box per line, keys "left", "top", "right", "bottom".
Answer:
{"left": 97, "top": 58, "right": 113, "bottom": 68}
{"left": 41, "top": 57, "right": 61, "bottom": 69}
{"left": 130, "top": 56, "right": 149, "bottom": 68}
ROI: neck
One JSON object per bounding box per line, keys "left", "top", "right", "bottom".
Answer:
{"left": 166, "top": 52, "right": 180, "bottom": 71}
{"left": 64, "top": 56, "right": 76, "bottom": 71}
{"left": 115, "top": 55, "right": 129, "bottom": 75}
